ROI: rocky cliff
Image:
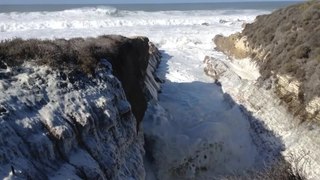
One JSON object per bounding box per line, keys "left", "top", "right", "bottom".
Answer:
{"left": 214, "top": 1, "right": 320, "bottom": 123}
{"left": 206, "top": 1, "right": 320, "bottom": 179}
{"left": 204, "top": 56, "right": 320, "bottom": 179}
{"left": 0, "top": 35, "right": 161, "bottom": 179}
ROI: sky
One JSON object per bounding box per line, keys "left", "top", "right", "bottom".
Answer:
{"left": 0, "top": 0, "right": 303, "bottom": 4}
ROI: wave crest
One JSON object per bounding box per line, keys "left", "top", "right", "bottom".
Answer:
{"left": 0, "top": 9, "right": 262, "bottom": 33}
{"left": 62, "top": 6, "right": 122, "bottom": 17}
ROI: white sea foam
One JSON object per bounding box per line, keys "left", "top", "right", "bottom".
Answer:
{"left": 0, "top": 7, "right": 266, "bottom": 33}
{"left": 0, "top": 7, "right": 271, "bottom": 179}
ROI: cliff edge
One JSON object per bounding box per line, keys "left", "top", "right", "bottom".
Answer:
{"left": 214, "top": 1, "right": 320, "bottom": 123}
{"left": 0, "top": 35, "right": 161, "bottom": 179}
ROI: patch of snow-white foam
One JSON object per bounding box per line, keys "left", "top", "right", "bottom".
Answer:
{"left": 142, "top": 24, "right": 266, "bottom": 179}
{"left": 0, "top": 8, "right": 266, "bottom": 33}
{"left": 143, "top": 81, "right": 260, "bottom": 179}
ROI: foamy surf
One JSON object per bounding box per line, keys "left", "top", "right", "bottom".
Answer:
{"left": 0, "top": 7, "right": 266, "bottom": 33}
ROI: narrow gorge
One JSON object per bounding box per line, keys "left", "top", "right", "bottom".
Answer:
{"left": 0, "top": 1, "right": 319, "bottom": 180}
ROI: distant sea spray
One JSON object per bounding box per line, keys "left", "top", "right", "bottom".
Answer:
{"left": 0, "top": 1, "right": 301, "bottom": 36}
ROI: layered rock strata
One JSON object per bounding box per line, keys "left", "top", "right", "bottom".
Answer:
{"left": 206, "top": 2, "right": 320, "bottom": 178}
{"left": 0, "top": 35, "right": 161, "bottom": 179}
{"left": 204, "top": 56, "right": 320, "bottom": 179}
{"left": 214, "top": 1, "right": 320, "bottom": 123}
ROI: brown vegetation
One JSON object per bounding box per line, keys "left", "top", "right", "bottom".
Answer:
{"left": 242, "top": 1, "right": 320, "bottom": 98}
{"left": 214, "top": 1, "right": 320, "bottom": 122}
{"left": 0, "top": 35, "right": 136, "bottom": 74}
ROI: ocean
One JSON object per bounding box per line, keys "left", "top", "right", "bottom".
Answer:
{"left": 0, "top": 1, "right": 303, "bottom": 179}
{"left": 0, "top": 1, "right": 302, "bottom": 39}
{"left": 0, "top": 1, "right": 301, "bottom": 13}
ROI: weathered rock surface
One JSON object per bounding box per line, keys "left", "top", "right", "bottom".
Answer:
{"left": 0, "top": 35, "right": 161, "bottom": 179}
{"left": 204, "top": 56, "right": 320, "bottom": 179}
{"left": 213, "top": 1, "right": 320, "bottom": 123}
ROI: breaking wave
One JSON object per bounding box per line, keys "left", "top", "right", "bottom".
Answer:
{"left": 0, "top": 7, "right": 266, "bottom": 33}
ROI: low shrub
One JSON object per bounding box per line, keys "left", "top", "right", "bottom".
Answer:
{"left": 0, "top": 35, "right": 129, "bottom": 74}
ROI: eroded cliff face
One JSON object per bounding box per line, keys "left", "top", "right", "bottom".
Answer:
{"left": 0, "top": 35, "right": 161, "bottom": 179}
{"left": 204, "top": 56, "right": 320, "bottom": 179}
{"left": 213, "top": 1, "right": 320, "bottom": 123}
{"left": 206, "top": 1, "right": 320, "bottom": 178}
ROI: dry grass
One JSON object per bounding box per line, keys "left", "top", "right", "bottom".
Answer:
{"left": 242, "top": 1, "right": 320, "bottom": 99}
{"left": 0, "top": 35, "right": 130, "bottom": 74}
{"left": 215, "top": 1, "right": 320, "bottom": 122}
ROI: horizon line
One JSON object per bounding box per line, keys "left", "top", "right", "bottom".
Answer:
{"left": 0, "top": 1, "right": 304, "bottom": 5}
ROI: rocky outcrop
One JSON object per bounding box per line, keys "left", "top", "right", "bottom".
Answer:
{"left": 213, "top": 1, "right": 320, "bottom": 123}
{"left": 0, "top": 35, "right": 160, "bottom": 128}
{"left": 0, "top": 35, "right": 161, "bottom": 179}
{"left": 204, "top": 56, "right": 320, "bottom": 179}
{"left": 214, "top": 33, "right": 249, "bottom": 59}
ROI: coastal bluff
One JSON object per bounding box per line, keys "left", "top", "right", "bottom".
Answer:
{"left": 0, "top": 35, "right": 161, "bottom": 179}
{"left": 205, "top": 1, "right": 320, "bottom": 179}
{"left": 214, "top": 1, "right": 320, "bottom": 123}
